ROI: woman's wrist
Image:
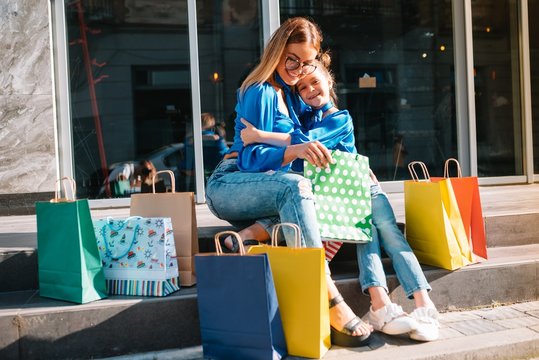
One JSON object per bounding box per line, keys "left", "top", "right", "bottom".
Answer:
{"left": 282, "top": 144, "right": 299, "bottom": 166}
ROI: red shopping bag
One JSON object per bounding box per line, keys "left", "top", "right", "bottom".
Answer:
{"left": 432, "top": 158, "right": 487, "bottom": 261}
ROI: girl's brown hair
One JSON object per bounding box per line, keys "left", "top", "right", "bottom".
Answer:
{"left": 239, "top": 17, "right": 323, "bottom": 94}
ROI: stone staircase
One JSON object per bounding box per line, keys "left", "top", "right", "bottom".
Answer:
{"left": 1, "top": 184, "right": 539, "bottom": 359}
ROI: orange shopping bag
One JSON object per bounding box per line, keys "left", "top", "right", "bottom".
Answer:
{"left": 432, "top": 159, "right": 487, "bottom": 261}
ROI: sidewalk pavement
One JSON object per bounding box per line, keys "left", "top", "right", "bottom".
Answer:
{"left": 101, "top": 301, "right": 539, "bottom": 360}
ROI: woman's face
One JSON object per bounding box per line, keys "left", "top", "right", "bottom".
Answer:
{"left": 296, "top": 68, "right": 330, "bottom": 109}
{"left": 276, "top": 42, "right": 318, "bottom": 86}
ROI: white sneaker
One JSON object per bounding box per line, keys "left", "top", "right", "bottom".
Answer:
{"left": 409, "top": 307, "right": 440, "bottom": 341}
{"left": 366, "top": 303, "right": 418, "bottom": 335}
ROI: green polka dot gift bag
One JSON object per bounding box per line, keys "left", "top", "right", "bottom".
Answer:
{"left": 304, "top": 150, "right": 372, "bottom": 244}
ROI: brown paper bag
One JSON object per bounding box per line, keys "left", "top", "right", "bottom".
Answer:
{"left": 130, "top": 170, "right": 199, "bottom": 286}
{"left": 359, "top": 74, "right": 376, "bottom": 88}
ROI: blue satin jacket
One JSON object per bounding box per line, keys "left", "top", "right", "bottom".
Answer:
{"left": 229, "top": 73, "right": 357, "bottom": 172}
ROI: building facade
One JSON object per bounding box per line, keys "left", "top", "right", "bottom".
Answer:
{"left": 1, "top": 0, "right": 538, "bottom": 213}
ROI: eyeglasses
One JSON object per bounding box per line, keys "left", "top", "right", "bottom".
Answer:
{"left": 285, "top": 56, "right": 317, "bottom": 76}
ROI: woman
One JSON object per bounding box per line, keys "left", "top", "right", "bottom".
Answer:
{"left": 205, "top": 17, "right": 372, "bottom": 347}
{"left": 241, "top": 61, "right": 440, "bottom": 341}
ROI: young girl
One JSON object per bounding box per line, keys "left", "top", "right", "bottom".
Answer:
{"left": 239, "top": 60, "right": 440, "bottom": 342}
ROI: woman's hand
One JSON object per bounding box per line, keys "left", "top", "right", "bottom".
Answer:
{"left": 284, "top": 141, "right": 334, "bottom": 168}
{"left": 240, "top": 118, "right": 260, "bottom": 146}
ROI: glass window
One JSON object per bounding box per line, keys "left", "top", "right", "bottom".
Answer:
{"left": 281, "top": 1, "right": 456, "bottom": 180}
{"left": 530, "top": 0, "right": 539, "bottom": 174}
{"left": 65, "top": 0, "right": 192, "bottom": 198}
{"left": 194, "top": 0, "right": 262, "bottom": 182}
{"left": 472, "top": 0, "right": 523, "bottom": 176}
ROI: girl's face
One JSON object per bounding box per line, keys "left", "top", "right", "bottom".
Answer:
{"left": 296, "top": 68, "right": 331, "bottom": 109}
{"left": 276, "top": 42, "right": 318, "bottom": 86}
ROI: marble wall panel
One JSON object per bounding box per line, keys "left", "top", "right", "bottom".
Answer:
{"left": 0, "top": 0, "right": 51, "bottom": 96}
{"left": 0, "top": 94, "right": 55, "bottom": 193}
{"left": 0, "top": 0, "right": 55, "bottom": 195}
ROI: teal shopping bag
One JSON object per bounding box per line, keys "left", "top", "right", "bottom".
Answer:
{"left": 113, "top": 178, "right": 131, "bottom": 197}
{"left": 35, "top": 177, "right": 107, "bottom": 304}
{"left": 304, "top": 150, "right": 372, "bottom": 243}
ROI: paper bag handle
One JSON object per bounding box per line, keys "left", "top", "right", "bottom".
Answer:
{"left": 408, "top": 161, "right": 430, "bottom": 182}
{"left": 51, "top": 177, "right": 77, "bottom": 203}
{"left": 152, "top": 170, "right": 176, "bottom": 193}
{"left": 444, "top": 158, "right": 462, "bottom": 178}
{"left": 214, "top": 231, "right": 245, "bottom": 255}
{"left": 271, "top": 223, "right": 301, "bottom": 248}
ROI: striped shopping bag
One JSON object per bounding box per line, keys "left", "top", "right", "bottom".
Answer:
{"left": 93, "top": 216, "right": 180, "bottom": 296}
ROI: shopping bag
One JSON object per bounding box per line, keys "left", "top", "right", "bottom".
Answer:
{"left": 131, "top": 170, "right": 199, "bottom": 286}
{"left": 304, "top": 149, "right": 372, "bottom": 244}
{"left": 35, "top": 177, "right": 107, "bottom": 304}
{"left": 404, "top": 162, "right": 473, "bottom": 270}
{"left": 323, "top": 240, "right": 344, "bottom": 262}
{"left": 249, "top": 223, "right": 331, "bottom": 358}
{"left": 113, "top": 177, "right": 131, "bottom": 197}
{"left": 93, "top": 216, "right": 180, "bottom": 296}
{"left": 195, "top": 231, "right": 287, "bottom": 360}
{"left": 432, "top": 159, "right": 487, "bottom": 261}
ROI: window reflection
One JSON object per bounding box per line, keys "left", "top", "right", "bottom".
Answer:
{"left": 281, "top": 1, "right": 456, "bottom": 180}
{"left": 66, "top": 0, "right": 192, "bottom": 198}
{"left": 473, "top": 0, "right": 522, "bottom": 176}
{"left": 196, "top": 0, "right": 262, "bottom": 161}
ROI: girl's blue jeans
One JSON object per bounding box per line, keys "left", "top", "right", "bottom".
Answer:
{"left": 356, "top": 184, "right": 431, "bottom": 299}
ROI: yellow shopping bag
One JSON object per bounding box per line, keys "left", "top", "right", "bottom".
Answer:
{"left": 248, "top": 223, "right": 331, "bottom": 359}
{"left": 404, "top": 162, "right": 473, "bottom": 270}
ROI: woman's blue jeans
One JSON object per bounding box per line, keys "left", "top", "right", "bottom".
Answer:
{"left": 206, "top": 159, "right": 324, "bottom": 250}
{"left": 356, "top": 184, "right": 431, "bottom": 299}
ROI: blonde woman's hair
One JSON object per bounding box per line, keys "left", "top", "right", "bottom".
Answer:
{"left": 239, "top": 17, "right": 323, "bottom": 95}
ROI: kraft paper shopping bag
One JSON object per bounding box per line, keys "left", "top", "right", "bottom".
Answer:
{"left": 196, "top": 231, "right": 287, "bottom": 360}
{"left": 249, "top": 223, "right": 331, "bottom": 358}
{"left": 404, "top": 162, "right": 473, "bottom": 270}
{"left": 131, "top": 170, "right": 198, "bottom": 286}
{"left": 35, "top": 177, "right": 107, "bottom": 304}
{"left": 432, "top": 159, "right": 487, "bottom": 261}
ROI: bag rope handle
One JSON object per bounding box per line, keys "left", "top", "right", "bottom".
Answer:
{"left": 444, "top": 158, "right": 462, "bottom": 178}
{"left": 271, "top": 223, "right": 302, "bottom": 248}
{"left": 102, "top": 216, "right": 142, "bottom": 260}
{"left": 51, "top": 177, "right": 77, "bottom": 203}
{"left": 408, "top": 161, "right": 431, "bottom": 182}
{"left": 214, "top": 231, "right": 244, "bottom": 255}
{"left": 152, "top": 170, "right": 176, "bottom": 193}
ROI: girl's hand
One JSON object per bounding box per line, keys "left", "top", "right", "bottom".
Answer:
{"left": 287, "top": 141, "right": 334, "bottom": 168}
{"left": 240, "top": 118, "right": 260, "bottom": 146}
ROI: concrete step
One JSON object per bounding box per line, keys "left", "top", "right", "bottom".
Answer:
{"left": 1, "top": 184, "right": 539, "bottom": 359}
{"left": 1, "top": 243, "right": 538, "bottom": 360}
{"left": 1, "top": 207, "right": 538, "bottom": 293}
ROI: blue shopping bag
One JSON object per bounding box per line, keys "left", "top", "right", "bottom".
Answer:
{"left": 195, "top": 231, "right": 287, "bottom": 360}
